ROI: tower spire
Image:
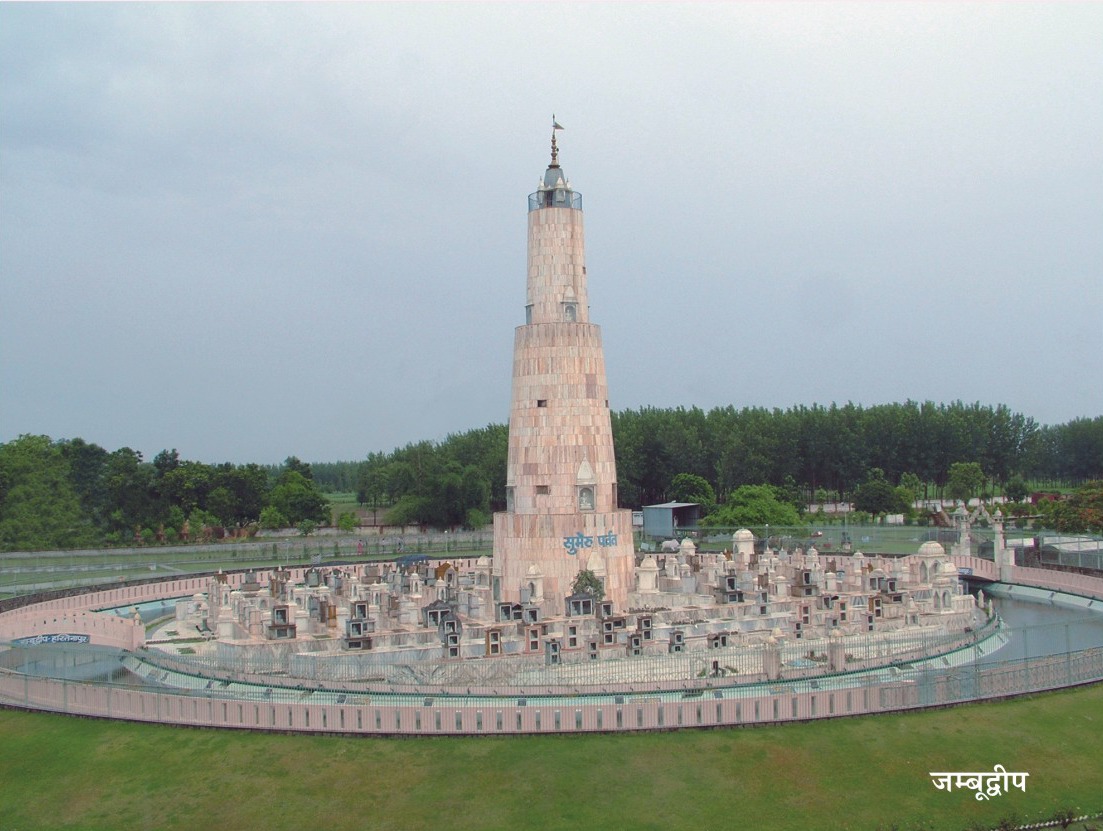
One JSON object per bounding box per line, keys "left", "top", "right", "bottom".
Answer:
{"left": 550, "top": 114, "right": 564, "bottom": 168}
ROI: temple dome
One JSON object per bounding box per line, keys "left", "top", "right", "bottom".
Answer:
{"left": 918, "top": 541, "right": 945, "bottom": 558}
{"left": 542, "top": 165, "right": 567, "bottom": 189}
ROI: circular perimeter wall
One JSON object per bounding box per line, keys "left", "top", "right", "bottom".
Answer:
{"left": 2, "top": 556, "right": 1103, "bottom": 736}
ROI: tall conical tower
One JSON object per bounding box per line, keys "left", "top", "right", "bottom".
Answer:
{"left": 491, "top": 121, "right": 636, "bottom": 613}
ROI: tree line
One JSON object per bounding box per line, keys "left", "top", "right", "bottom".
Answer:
{"left": 0, "top": 436, "right": 329, "bottom": 551}
{"left": 344, "top": 401, "right": 1100, "bottom": 511}
{"left": 611, "top": 401, "right": 1101, "bottom": 507}
{"left": 2, "top": 401, "right": 1101, "bottom": 550}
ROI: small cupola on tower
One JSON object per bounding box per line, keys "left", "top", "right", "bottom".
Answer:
{"left": 529, "top": 116, "right": 582, "bottom": 212}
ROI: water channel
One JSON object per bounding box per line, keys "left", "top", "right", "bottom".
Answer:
{"left": 5, "top": 588, "right": 1103, "bottom": 711}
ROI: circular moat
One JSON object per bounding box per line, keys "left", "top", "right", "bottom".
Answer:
{"left": 3, "top": 568, "right": 1102, "bottom": 735}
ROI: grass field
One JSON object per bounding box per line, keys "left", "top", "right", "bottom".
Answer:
{"left": 2, "top": 684, "right": 1101, "bottom": 831}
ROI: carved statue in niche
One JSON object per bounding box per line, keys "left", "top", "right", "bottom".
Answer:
{"left": 579, "top": 487, "right": 594, "bottom": 511}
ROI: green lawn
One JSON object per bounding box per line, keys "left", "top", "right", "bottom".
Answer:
{"left": 326, "top": 491, "right": 363, "bottom": 518}
{"left": 2, "top": 684, "right": 1101, "bottom": 831}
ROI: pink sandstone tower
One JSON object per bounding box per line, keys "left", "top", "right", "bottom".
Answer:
{"left": 492, "top": 122, "right": 636, "bottom": 614}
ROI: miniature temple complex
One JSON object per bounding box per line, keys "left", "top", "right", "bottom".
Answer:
{"left": 172, "top": 126, "right": 982, "bottom": 686}
{"left": 196, "top": 537, "right": 978, "bottom": 683}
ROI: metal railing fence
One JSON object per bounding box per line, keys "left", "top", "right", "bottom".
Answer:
{"left": 1, "top": 621, "right": 1100, "bottom": 720}
{"left": 0, "top": 532, "right": 493, "bottom": 598}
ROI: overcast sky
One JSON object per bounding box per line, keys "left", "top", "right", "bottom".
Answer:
{"left": 2, "top": 3, "right": 1101, "bottom": 465}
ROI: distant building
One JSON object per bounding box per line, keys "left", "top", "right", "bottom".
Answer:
{"left": 641, "top": 502, "right": 702, "bottom": 538}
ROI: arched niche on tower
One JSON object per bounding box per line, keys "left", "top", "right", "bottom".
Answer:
{"left": 578, "top": 486, "right": 595, "bottom": 511}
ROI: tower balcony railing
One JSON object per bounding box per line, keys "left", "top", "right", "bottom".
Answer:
{"left": 528, "top": 189, "right": 582, "bottom": 212}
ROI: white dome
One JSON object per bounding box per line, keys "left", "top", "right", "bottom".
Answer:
{"left": 734, "top": 528, "right": 755, "bottom": 542}
{"left": 918, "top": 541, "right": 945, "bottom": 558}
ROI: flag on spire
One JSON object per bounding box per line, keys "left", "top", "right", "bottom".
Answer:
{"left": 552, "top": 116, "right": 564, "bottom": 131}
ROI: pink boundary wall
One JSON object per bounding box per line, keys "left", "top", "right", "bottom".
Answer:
{"left": 1008, "top": 565, "right": 1103, "bottom": 600}
{"left": 954, "top": 555, "right": 1103, "bottom": 601}
{"left": 2, "top": 562, "right": 1102, "bottom": 736}
{"left": 0, "top": 571, "right": 318, "bottom": 651}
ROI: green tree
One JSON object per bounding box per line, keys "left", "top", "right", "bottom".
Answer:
{"left": 152, "top": 448, "right": 180, "bottom": 479}
{"left": 357, "top": 453, "right": 388, "bottom": 507}
{"left": 668, "top": 473, "right": 716, "bottom": 512}
{"left": 369, "top": 439, "right": 493, "bottom": 529}
{"left": 426, "top": 462, "right": 467, "bottom": 528}
{"left": 1049, "top": 417, "right": 1103, "bottom": 481}
{"left": 853, "top": 468, "right": 908, "bottom": 516}
{"left": 165, "top": 505, "right": 187, "bottom": 537}
{"left": 282, "top": 456, "right": 315, "bottom": 481}
{"left": 946, "top": 462, "right": 986, "bottom": 505}
{"left": 1036, "top": 498, "right": 1085, "bottom": 533}
{"left": 384, "top": 494, "right": 430, "bottom": 527}
{"left": 159, "top": 461, "right": 214, "bottom": 518}
{"left": 337, "top": 511, "right": 360, "bottom": 532}
{"left": 440, "top": 424, "right": 509, "bottom": 510}
{"left": 60, "top": 438, "right": 110, "bottom": 528}
{"left": 381, "top": 461, "right": 416, "bottom": 504}
{"left": 269, "top": 470, "right": 329, "bottom": 526}
{"left": 259, "top": 506, "right": 288, "bottom": 530}
{"left": 701, "top": 485, "right": 801, "bottom": 528}
{"left": 777, "top": 474, "right": 804, "bottom": 513}
{"left": 1004, "top": 475, "right": 1029, "bottom": 503}
{"left": 1067, "top": 481, "right": 1103, "bottom": 533}
{"left": 187, "top": 508, "right": 220, "bottom": 532}
{"left": 464, "top": 507, "right": 491, "bottom": 530}
{"left": 101, "top": 447, "right": 156, "bottom": 535}
{"left": 205, "top": 487, "right": 238, "bottom": 527}
{"left": 0, "top": 435, "right": 95, "bottom": 550}
{"left": 571, "top": 569, "right": 605, "bottom": 601}
{"left": 211, "top": 463, "right": 268, "bottom": 526}
{"left": 898, "top": 472, "right": 923, "bottom": 505}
